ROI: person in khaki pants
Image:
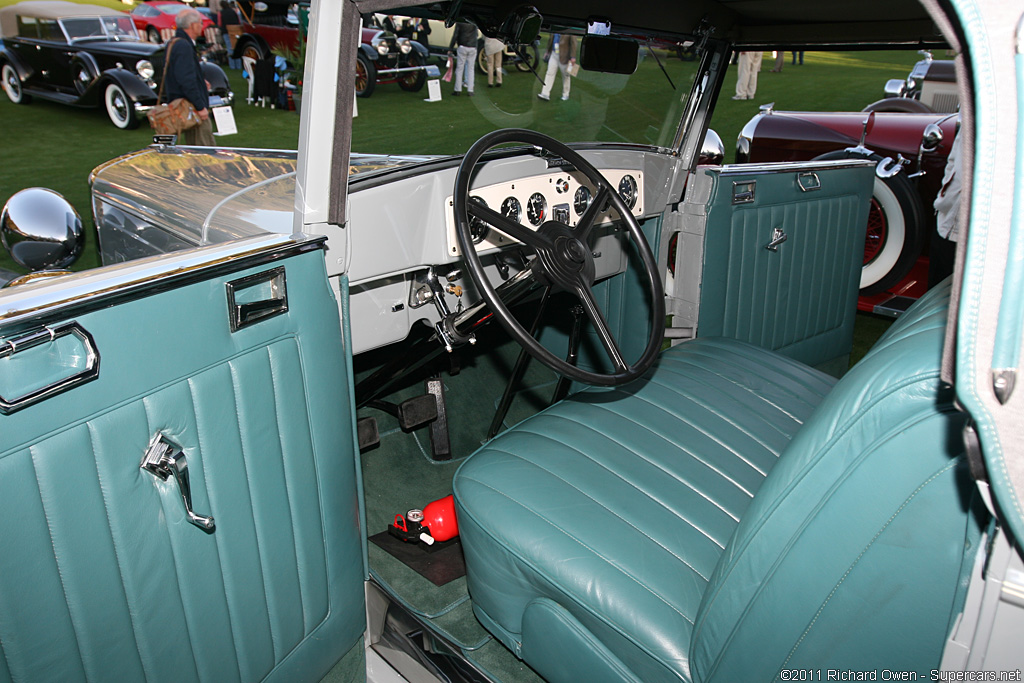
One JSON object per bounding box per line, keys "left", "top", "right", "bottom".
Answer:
{"left": 538, "top": 34, "right": 577, "bottom": 101}
{"left": 733, "top": 50, "right": 762, "bottom": 100}
{"left": 484, "top": 37, "right": 504, "bottom": 87}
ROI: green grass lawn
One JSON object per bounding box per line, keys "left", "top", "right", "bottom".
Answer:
{"left": 1, "top": 48, "right": 919, "bottom": 271}
{"left": 0, "top": 47, "right": 914, "bottom": 353}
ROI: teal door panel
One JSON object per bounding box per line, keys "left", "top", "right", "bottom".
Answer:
{"left": 696, "top": 161, "right": 874, "bottom": 370}
{"left": 0, "top": 240, "right": 365, "bottom": 683}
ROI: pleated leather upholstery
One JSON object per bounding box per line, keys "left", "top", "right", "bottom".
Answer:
{"left": 0, "top": 252, "right": 365, "bottom": 683}
{"left": 695, "top": 164, "right": 872, "bottom": 369}
{"left": 454, "top": 337, "right": 837, "bottom": 682}
{"left": 454, "top": 279, "right": 980, "bottom": 682}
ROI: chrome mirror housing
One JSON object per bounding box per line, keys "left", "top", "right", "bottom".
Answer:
{"left": 1, "top": 188, "right": 85, "bottom": 272}
{"left": 920, "top": 122, "right": 945, "bottom": 153}
{"left": 700, "top": 129, "right": 725, "bottom": 166}
{"left": 883, "top": 78, "right": 907, "bottom": 98}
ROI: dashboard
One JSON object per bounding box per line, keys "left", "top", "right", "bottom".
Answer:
{"left": 443, "top": 168, "right": 645, "bottom": 257}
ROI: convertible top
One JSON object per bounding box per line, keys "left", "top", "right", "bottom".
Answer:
{"left": 0, "top": 0, "right": 128, "bottom": 39}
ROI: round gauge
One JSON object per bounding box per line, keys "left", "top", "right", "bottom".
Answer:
{"left": 501, "top": 196, "right": 522, "bottom": 224}
{"left": 468, "top": 196, "right": 489, "bottom": 243}
{"left": 618, "top": 175, "right": 639, "bottom": 210}
{"left": 574, "top": 186, "right": 592, "bottom": 216}
{"left": 526, "top": 192, "right": 547, "bottom": 226}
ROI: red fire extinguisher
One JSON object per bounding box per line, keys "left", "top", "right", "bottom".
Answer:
{"left": 422, "top": 494, "right": 459, "bottom": 543}
{"left": 388, "top": 494, "right": 459, "bottom": 545}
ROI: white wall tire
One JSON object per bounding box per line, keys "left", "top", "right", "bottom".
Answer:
{"left": 2, "top": 63, "right": 30, "bottom": 105}
{"left": 104, "top": 83, "right": 139, "bottom": 130}
{"left": 815, "top": 150, "right": 925, "bottom": 295}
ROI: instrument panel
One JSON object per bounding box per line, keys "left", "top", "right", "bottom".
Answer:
{"left": 444, "top": 169, "right": 644, "bottom": 256}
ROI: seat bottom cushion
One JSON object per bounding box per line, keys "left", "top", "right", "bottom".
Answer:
{"left": 453, "top": 337, "right": 836, "bottom": 683}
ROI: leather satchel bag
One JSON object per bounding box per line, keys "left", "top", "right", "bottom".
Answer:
{"left": 147, "top": 39, "right": 202, "bottom": 135}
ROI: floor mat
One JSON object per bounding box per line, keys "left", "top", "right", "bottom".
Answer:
{"left": 369, "top": 531, "right": 466, "bottom": 587}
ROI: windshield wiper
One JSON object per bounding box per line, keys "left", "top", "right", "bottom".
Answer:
{"left": 646, "top": 43, "right": 676, "bottom": 90}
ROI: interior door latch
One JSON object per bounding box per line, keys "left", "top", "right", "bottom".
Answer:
{"left": 140, "top": 433, "right": 216, "bottom": 532}
{"left": 765, "top": 227, "right": 788, "bottom": 251}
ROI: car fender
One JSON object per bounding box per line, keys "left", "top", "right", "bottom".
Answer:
{"left": 0, "top": 47, "right": 33, "bottom": 81}
{"left": 233, "top": 32, "right": 271, "bottom": 60}
{"left": 69, "top": 52, "right": 102, "bottom": 93}
{"left": 862, "top": 97, "right": 934, "bottom": 114}
{"left": 410, "top": 39, "right": 429, "bottom": 59}
{"left": 94, "top": 68, "right": 158, "bottom": 106}
{"left": 358, "top": 43, "right": 379, "bottom": 62}
{"left": 200, "top": 61, "right": 230, "bottom": 93}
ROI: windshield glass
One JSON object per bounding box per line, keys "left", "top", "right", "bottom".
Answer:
{"left": 61, "top": 16, "right": 140, "bottom": 40}
{"left": 157, "top": 3, "right": 190, "bottom": 14}
{"left": 350, "top": 13, "right": 700, "bottom": 157}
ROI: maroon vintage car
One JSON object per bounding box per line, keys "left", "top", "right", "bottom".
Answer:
{"left": 737, "top": 105, "right": 958, "bottom": 314}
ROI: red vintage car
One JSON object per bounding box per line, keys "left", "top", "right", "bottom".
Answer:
{"left": 737, "top": 105, "right": 958, "bottom": 315}
{"left": 130, "top": 1, "right": 214, "bottom": 44}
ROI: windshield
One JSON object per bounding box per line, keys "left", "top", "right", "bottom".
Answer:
{"left": 156, "top": 3, "right": 190, "bottom": 14}
{"left": 61, "top": 16, "right": 140, "bottom": 41}
{"left": 350, "top": 15, "right": 700, "bottom": 157}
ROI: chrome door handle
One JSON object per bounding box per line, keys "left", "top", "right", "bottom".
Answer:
{"left": 797, "top": 172, "right": 821, "bottom": 192}
{"left": 140, "top": 433, "right": 215, "bottom": 532}
{"left": 226, "top": 266, "right": 288, "bottom": 332}
{"left": 765, "top": 227, "right": 788, "bottom": 251}
{"left": 0, "top": 321, "right": 100, "bottom": 414}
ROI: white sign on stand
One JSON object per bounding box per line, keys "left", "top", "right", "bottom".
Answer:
{"left": 212, "top": 106, "right": 237, "bottom": 136}
{"left": 425, "top": 79, "right": 442, "bottom": 102}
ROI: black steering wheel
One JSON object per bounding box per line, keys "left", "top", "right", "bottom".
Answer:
{"left": 453, "top": 128, "right": 665, "bottom": 386}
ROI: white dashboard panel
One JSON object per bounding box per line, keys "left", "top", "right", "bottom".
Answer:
{"left": 443, "top": 168, "right": 644, "bottom": 257}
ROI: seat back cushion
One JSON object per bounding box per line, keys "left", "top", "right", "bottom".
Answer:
{"left": 690, "top": 280, "right": 985, "bottom": 681}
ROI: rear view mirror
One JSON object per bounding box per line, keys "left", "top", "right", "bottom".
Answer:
{"left": 579, "top": 35, "right": 638, "bottom": 74}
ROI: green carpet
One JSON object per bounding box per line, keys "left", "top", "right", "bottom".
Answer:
{"left": 357, "top": 318, "right": 560, "bottom": 651}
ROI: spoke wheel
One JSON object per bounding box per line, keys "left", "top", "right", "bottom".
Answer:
{"left": 104, "top": 82, "right": 138, "bottom": 129}
{"left": 355, "top": 52, "right": 376, "bottom": 97}
{"left": 453, "top": 128, "right": 665, "bottom": 387}
{"left": 398, "top": 54, "right": 426, "bottom": 92}
{"left": 2, "top": 63, "right": 30, "bottom": 104}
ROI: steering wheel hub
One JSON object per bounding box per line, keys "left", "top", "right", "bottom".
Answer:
{"left": 453, "top": 128, "right": 666, "bottom": 386}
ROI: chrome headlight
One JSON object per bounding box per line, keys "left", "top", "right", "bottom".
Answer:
{"left": 375, "top": 40, "right": 390, "bottom": 56}
{"left": 398, "top": 38, "right": 412, "bottom": 54}
{"left": 136, "top": 60, "right": 155, "bottom": 80}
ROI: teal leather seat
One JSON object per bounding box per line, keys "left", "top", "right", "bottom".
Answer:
{"left": 453, "top": 280, "right": 982, "bottom": 682}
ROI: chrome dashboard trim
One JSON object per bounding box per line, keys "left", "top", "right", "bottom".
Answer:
{"left": 0, "top": 234, "right": 325, "bottom": 332}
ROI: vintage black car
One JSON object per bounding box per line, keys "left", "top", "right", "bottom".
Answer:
{"left": 0, "top": 0, "right": 232, "bottom": 129}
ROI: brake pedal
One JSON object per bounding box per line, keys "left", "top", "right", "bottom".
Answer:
{"left": 397, "top": 394, "right": 438, "bottom": 431}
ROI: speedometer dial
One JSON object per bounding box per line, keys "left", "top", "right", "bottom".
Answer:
{"left": 618, "top": 175, "right": 638, "bottom": 210}
{"left": 526, "top": 192, "right": 547, "bottom": 226}
{"left": 574, "top": 186, "right": 592, "bottom": 216}
{"left": 501, "top": 196, "right": 522, "bottom": 224}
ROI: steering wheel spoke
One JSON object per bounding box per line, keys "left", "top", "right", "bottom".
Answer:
{"left": 574, "top": 281, "right": 629, "bottom": 373}
{"left": 469, "top": 200, "right": 553, "bottom": 250}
